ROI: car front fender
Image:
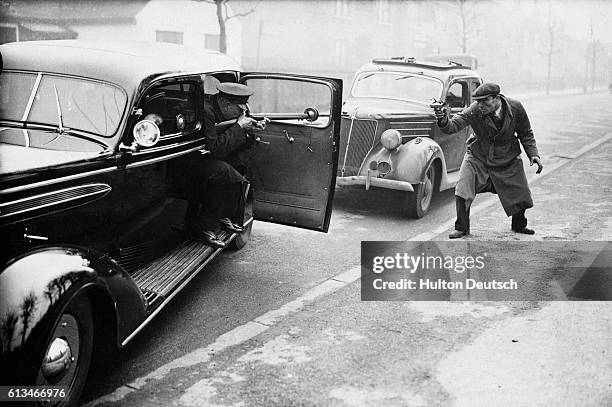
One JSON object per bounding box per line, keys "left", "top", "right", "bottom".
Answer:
{"left": 0, "top": 246, "right": 147, "bottom": 375}
{"left": 362, "top": 138, "right": 447, "bottom": 185}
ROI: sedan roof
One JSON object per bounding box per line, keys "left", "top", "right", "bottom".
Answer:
{"left": 0, "top": 40, "right": 242, "bottom": 92}
{"left": 358, "top": 59, "right": 478, "bottom": 82}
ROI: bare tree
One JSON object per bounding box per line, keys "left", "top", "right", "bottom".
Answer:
{"left": 456, "top": 0, "right": 474, "bottom": 53}
{"left": 20, "top": 292, "right": 37, "bottom": 346}
{"left": 584, "top": 18, "right": 601, "bottom": 92}
{"left": 1, "top": 311, "right": 19, "bottom": 352}
{"left": 196, "top": 0, "right": 259, "bottom": 54}
{"left": 539, "top": 0, "right": 561, "bottom": 96}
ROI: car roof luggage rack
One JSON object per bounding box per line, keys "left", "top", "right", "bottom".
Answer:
{"left": 371, "top": 57, "right": 469, "bottom": 70}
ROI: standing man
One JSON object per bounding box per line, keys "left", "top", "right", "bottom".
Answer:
{"left": 183, "top": 82, "right": 268, "bottom": 248}
{"left": 433, "top": 82, "right": 543, "bottom": 239}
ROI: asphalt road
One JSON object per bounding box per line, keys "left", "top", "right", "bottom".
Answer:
{"left": 81, "top": 90, "right": 612, "bottom": 406}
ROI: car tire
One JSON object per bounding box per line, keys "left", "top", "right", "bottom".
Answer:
{"left": 36, "top": 294, "right": 94, "bottom": 407}
{"left": 406, "top": 164, "right": 436, "bottom": 218}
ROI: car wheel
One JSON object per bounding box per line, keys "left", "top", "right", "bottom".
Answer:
{"left": 229, "top": 221, "right": 252, "bottom": 250}
{"left": 406, "top": 164, "right": 436, "bottom": 218}
{"left": 36, "top": 295, "right": 94, "bottom": 407}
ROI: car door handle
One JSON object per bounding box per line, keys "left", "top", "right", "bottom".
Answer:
{"left": 283, "top": 130, "right": 294, "bottom": 143}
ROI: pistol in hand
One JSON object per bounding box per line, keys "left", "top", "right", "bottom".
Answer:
{"left": 430, "top": 99, "right": 447, "bottom": 121}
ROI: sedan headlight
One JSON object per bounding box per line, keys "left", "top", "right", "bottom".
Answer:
{"left": 380, "top": 129, "right": 401, "bottom": 150}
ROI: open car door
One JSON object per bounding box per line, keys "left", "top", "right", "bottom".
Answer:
{"left": 240, "top": 73, "right": 342, "bottom": 232}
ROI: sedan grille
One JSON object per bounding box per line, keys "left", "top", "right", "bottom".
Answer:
{"left": 338, "top": 117, "right": 378, "bottom": 177}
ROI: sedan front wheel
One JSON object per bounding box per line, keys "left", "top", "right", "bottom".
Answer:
{"left": 36, "top": 295, "right": 94, "bottom": 407}
{"left": 406, "top": 164, "right": 436, "bottom": 218}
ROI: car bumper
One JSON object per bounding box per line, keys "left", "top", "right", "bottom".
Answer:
{"left": 336, "top": 173, "right": 414, "bottom": 192}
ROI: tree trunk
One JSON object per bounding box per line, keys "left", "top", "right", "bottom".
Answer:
{"left": 545, "top": 2, "right": 553, "bottom": 96}
{"left": 590, "top": 43, "right": 597, "bottom": 91}
{"left": 459, "top": 0, "right": 467, "bottom": 53}
{"left": 215, "top": 0, "right": 227, "bottom": 54}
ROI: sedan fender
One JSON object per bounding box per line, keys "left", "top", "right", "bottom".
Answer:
{"left": 0, "top": 245, "right": 147, "bottom": 383}
{"left": 363, "top": 137, "right": 449, "bottom": 187}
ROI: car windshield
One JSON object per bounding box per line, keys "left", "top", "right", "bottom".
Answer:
{"left": 0, "top": 71, "right": 127, "bottom": 138}
{"left": 351, "top": 72, "right": 443, "bottom": 104}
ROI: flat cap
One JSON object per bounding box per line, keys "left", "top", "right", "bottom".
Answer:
{"left": 216, "top": 82, "right": 254, "bottom": 104}
{"left": 472, "top": 82, "right": 500, "bottom": 100}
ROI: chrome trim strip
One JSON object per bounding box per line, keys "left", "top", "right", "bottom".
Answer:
{"left": 21, "top": 73, "right": 42, "bottom": 121}
{"left": 125, "top": 144, "right": 206, "bottom": 169}
{"left": 390, "top": 122, "right": 433, "bottom": 125}
{"left": 0, "top": 167, "right": 116, "bottom": 196}
{"left": 0, "top": 183, "right": 112, "bottom": 218}
{"left": 121, "top": 217, "right": 254, "bottom": 347}
{"left": 159, "top": 133, "right": 183, "bottom": 141}
{"left": 130, "top": 142, "right": 182, "bottom": 155}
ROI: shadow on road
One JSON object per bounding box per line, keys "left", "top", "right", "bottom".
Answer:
{"left": 332, "top": 186, "right": 456, "bottom": 220}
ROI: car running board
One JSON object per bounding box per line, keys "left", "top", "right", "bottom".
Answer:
{"left": 132, "top": 229, "right": 236, "bottom": 313}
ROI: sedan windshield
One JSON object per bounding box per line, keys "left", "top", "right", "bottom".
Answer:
{"left": 351, "top": 72, "right": 443, "bottom": 104}
{"left": 0, "top": 71, "right": 127, "bottom": 138}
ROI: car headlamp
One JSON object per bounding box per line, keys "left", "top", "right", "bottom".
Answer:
{"left": 133, "top": 119, "right": 161, "bottom": 147}
{"left": 380, "top": 129, "right": 401, "bottom": 150}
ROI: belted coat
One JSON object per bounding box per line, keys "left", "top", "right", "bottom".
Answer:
{"left": 440, "top": 95, "right": 540, "bottom": 216}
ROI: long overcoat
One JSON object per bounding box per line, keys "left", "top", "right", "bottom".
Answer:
{"left": 440, "top": 95, "right": 539, "bottom": 216}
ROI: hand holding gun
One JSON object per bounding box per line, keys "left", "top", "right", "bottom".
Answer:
{"left": 238, "top": 105, "right": 270, "bottom": 131}
{"left": 430, "top": 99, "right": 448, "bottom": 126}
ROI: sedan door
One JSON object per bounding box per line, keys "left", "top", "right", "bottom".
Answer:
{"left": 240, "top": 74, "right": 342, "bottom": 232}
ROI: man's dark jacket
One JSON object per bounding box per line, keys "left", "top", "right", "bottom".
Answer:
{"left": 439, "top": 95, "right": 539, "bottom": 215}
{"left": 203, "top": 95, "right": 251, "bottom": 160}
{"left": 440, "top": 95, "right": 539, "bottom": 166}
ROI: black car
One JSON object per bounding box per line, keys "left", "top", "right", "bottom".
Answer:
{"left": 0, "top": 40, "right": 341, "bottom": 406}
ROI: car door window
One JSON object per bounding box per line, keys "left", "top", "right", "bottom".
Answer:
{"left": 469, "top": 79, "right": 481, "bottom": 103}
{"left": 244, "top": 77, "right": 332, "bottom": 127}
{"left": 139, "top": 81, "right": 200, "bottom": 143}
{"left": 447, "top": 82, "right": 467, "bottom": 108}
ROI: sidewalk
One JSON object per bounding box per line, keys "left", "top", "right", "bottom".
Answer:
{"left": 451, "top": 136, "right": 612, "bottom": 241}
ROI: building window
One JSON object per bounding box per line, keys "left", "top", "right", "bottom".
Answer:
{"left": 333, "top": 40, "right": 348, "bottom": 67}
{"left": 377, "top": 0, "right": 390, "bottom": 23}
{"left": 204, "top": 34, "right": 220, "bottom": 51}
{"left": 0, "top": 23, "right": 18, "bottom": 44}
{"left": 334, "top": 0, "right": 350, "bottom": 17}
{"left": 156, "top": 30, "right": 183, "bottom": 45}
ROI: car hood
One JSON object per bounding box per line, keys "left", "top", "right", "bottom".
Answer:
{"left": 0, "top": 144, "right": 101, "bottom": 175}
{"left": 342, "top": 98, "right": 435, "bottom": 120}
